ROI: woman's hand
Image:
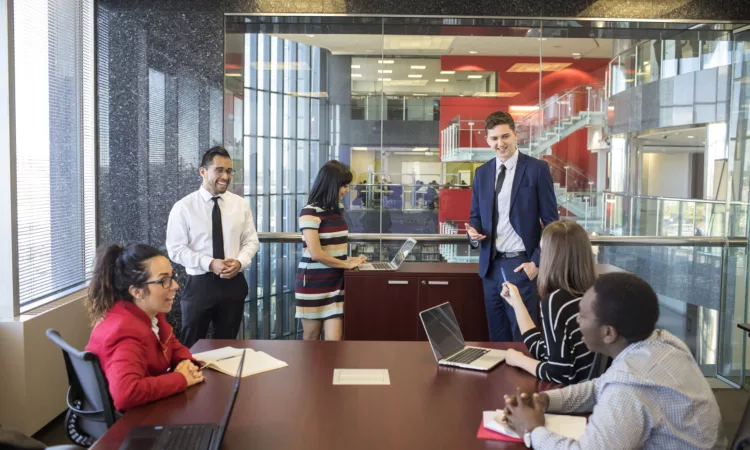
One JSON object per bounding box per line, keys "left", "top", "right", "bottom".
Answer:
{"left": 347, "top": 255, "right": 367, "bottom": 269}
{"left": 175, "top": 359, "right": 204, "bottom": 387}
{"left": 501, "top": 282, "right": 524, "bottom": 309}
{"left": 504, "top": 348, "right": 524, "bottom": 367}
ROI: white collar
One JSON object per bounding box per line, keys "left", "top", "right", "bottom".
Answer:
{"left": 199, "top": 185, "right": 222, "bottom": 202}
{"left": 496, "top": 149, "right": 519, "bottom": 172}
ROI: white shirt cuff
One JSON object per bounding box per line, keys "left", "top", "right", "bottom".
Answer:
{"left": 199, "top": 255, "right": 214, "bottom": 273}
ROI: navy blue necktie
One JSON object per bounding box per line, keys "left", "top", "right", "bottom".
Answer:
{"left": 491, "top": 164, "right": 507, "bottom": 259}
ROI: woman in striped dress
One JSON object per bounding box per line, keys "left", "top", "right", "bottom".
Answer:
{"left": 295, "top": 160, "right": 367, "bottom": 340}
{"left": 501, "top": 221, "right": 597, "bottom": 384}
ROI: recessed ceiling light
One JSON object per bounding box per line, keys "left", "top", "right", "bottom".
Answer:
{"left": 538, "top": 38, "right": 547, "bottom": 41}
{"left": 467, "top": 75, "right": 483, "bottom": 79}
{"left": 408, "top": 74, "right": 423, "bottom": 78}
{"left": 410, "top": 65, "right": 426, "bottom": 69}
{"left": 377, "top": 78, "right": 391, "bottom": 81}
{"left": 378, "top": 69, "right": 392, "bottom": 74}
{"left": 688, "top": 135, "right": 694, "bottom": 138}
{"left": 378, "top": 60, "right": 395, "bottom": 64}
{"left": 508, "top": 62, "right": 572, "bottom": 73}
{"left": 469, "top": 50, "right": 478, "bottom": 54}
{"left": 643, "top": 61, "right": 650, "bottom": 65}
{"left": 413, "top": 93, "right": 427, "bottom": 96}
{"left": 352, "top": 147, "right": 368, "bottom": 151}
{"left": 225, "top": 73, "right": 242, "bottom": 77}
{"left": 413, "top": 147, "right": 428, "bottom": 151}
{"left": 440, "top": 71, "right": 455, "bottom": 75}
{"left": 351, "top": 73, "right": 362, "bottom": 78}
{"left": 572, "top": 52, "right": 582, "bottom": 57}
{"left": 435, "top": 79, "right": 449, "bottom": 82}
{"left": 306, "top": 34, "right": 316, "bottom": 38}
{"left": 351, "top": 64, "right": 361, "bottom": 69}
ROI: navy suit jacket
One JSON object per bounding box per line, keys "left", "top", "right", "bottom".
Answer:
{"left": 469, "top": 152, "right": 559, "bottom": 279}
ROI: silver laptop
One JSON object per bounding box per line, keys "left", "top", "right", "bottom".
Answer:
{"left": 358, "top": 238, "right": 417, "bottom": 271}
{"left": 420, "top": 302, "right": 506, "bottom": 371}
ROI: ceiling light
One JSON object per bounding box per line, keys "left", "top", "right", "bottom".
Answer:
{"left": 643, "top": 61, "right": 650, "bottom": 65}
{"left": 469, "top": 50, "right": 478, "bottom": 54}
{"left": 413, "top": 147, "right": 429, "bottom": 151}
{"left": 467, "top": 75, "right": 483, "bottom": 79}
{"left": 473, "top": 92, "right": 519, "bottom": 97}
{"left": 509, "top": 105, "right": 539, "bottom": 112}
{"left": 408, "top": 74, "right": 422, "bottom": 78}
{"left": 352, "top": 147, "right": 368, "bottom": 151}
{"left": 572, "top": 52, "right": 582, "bottom": 58}
{"left": 435, "top": 79, "right": 449, "bottom": 82}
{"left": 508, "top": 62, "right": 572, "bottom": 72}
{"left": 687, "top": 135, "right": 694, "bottom": 138}
{"left": 378, "top": 60, "right": 395, "bottom": 64}
{"left": 538, "top": 38, "right": 547, "bottom": 41}
{"left": 225, "top": 73, "right": 242, "bottom": 77}
{"left": 377, "top": 78, "right": 391, "bottom": 82}
{"left": 306, "top": 34, "right": 316, "bottom": 38}
{"left": 410, "top": 65, "right": 426, "bottom": 69}
{"left": 378, "top": 69, "right": 392, "bottom": 74}
{"left": 440, "top": 70, "right": 455, "bottom": 75}
{"left": 351, "top": 73, "right": 362, "bottom": 78}
{"left": 351, "top": 64, "right": 361, "bottom": 69}
{"left": 413, "top": 94, "right": 427, "bottom": 96}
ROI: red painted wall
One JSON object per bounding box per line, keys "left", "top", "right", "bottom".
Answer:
{"left": 439, "top": 97, "right": 508, "bottom": 154}
{"left": 547, "top": 128, "right": 597, "bottom": 189}
{"left": 437, "top": 188, "right": 472, "bottom": 232}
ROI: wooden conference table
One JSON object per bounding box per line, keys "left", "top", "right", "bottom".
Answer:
{"left": 91, "top": 340, "right": 560, "bottom": 450}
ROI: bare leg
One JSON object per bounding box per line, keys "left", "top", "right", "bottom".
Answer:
{"left": 301, "top": 319, "right": 323, "bottom": 340}
{"left": 322, "top": 318, "right": 343, "bottom": 341}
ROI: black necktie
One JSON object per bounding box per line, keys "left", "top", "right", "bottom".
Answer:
{"left": 491, "top": 164, "right": 507, "bottom": 259}
{"left": 211, "top": 197, "right": 225, "bottom": 260}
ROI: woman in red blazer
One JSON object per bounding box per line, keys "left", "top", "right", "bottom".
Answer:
{"left": 85, "top": 243, "right": 204, "bottom": 411}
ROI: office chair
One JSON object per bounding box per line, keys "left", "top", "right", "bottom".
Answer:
{"left": 734, "top": 396, "right": 750, "bottom": 450}
{"left": 0, "top": 426, "right": 83, "bottom": 449}
{"left": 587, "top": 353, "right": 611, "bottom": 381}
{"left": 45, "top": 329, "right": 118, "bottom": 447}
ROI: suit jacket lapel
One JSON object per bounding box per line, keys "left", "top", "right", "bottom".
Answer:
{"left": 485, "top": 157, "right": 497, "bottom": 215}
{"left": 509, "top": 152, "right": 527, "bottom": 211}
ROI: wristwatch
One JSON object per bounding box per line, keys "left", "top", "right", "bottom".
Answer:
{"left": 523, "top": 430, "right": 532, "bottom": 448}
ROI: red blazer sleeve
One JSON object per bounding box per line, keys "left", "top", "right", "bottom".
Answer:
{"left": 169, "top": 334, "right": 195, "bottom": 367}
{"left": 104, "top": 336, "right": 188, "bottom": 411}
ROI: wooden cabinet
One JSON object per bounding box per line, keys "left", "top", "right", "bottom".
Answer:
{"left": 344, "top": 263, "right": 488, "bottom": 342}
{"left": 416, "top": 276, "right": 487, "bottom": 342}
{"left": 344, "top": 276, "right": 419, "bottom": 341}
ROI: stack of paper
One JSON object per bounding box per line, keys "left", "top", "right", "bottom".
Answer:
{"left": 480, "top": 409, "right": 586, "bottom": 440}
{"left": 192, "top": 347, "right": 288, "bottom": 377}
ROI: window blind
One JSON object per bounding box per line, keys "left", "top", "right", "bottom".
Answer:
{"left": 14, "top": 0, "right": 95, "bottom": 307}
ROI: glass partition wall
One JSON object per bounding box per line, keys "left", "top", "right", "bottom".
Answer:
{"left": 223, "top": 16, "right": 749, "bottom": 388}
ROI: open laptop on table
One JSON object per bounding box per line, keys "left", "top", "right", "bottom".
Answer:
{"left": 358, "top": 237, "right": 417, "bottom": 271}
{"left": 420, "top": 302, "right": 506, "bottom": 371}
{"left": 118, "top": 348, "right": 246, "bottom": 450}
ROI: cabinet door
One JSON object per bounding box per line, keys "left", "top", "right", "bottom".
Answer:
{"left": 344, "top": 276, "right": 419, "bottom": 341}
{"left": 417, "top": 276, "right": 488, "bottom": 342}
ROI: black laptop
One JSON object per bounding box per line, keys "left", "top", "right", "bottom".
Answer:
{"left": 118, "top": 349, "right": 246, "bottom": 450}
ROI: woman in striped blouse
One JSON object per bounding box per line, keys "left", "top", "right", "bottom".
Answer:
{"left": 295, "top": 160, "right": 367, "bottom": 340}
{"left": 501, "top": 220, "right": 597, "bottom": 384}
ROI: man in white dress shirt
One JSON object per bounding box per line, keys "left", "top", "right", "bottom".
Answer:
{"left": 166, "top": 146, "right": 260, "bottom": 348}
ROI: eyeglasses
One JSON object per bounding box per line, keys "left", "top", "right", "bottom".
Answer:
{"left": 141, "top": 275, "right": 178, "bottom": 290}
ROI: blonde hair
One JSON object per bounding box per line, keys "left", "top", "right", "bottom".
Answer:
{"left": 537, "top": 221, "right": 596, "bottom": 298}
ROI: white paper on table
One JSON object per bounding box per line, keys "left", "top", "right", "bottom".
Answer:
{"left": 484, "top": 409, "right": 586, "bottom": 440}
{"left": 332, "top": 369, "right": 390, "bottom": 385}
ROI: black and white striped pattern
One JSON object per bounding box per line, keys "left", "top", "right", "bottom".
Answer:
{"left": 521, "top": 289, "right": 595, "bottom": 385}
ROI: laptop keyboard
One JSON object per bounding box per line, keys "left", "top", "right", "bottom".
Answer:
{"left": 155, "top": 425, "right": 212, "bottom": 450}
{"left": 371, "top": 262, "right": 392, "bottom": 270}
{"left": 445, "top": 347, "right": 490, "bottom": 365}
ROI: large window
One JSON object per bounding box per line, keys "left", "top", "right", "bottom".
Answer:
{"left": 13, "top": 0, "right": 95, "bottom": 310}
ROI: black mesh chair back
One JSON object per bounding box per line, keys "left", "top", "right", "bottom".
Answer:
{"left": 587, "top": 352, "right": 612, "bottom": 381}
{"left": 734, "top": 397, "right": 750, "bottom": 450}
{"left": 45, "top": 329, "right": 117, "bottom": 447}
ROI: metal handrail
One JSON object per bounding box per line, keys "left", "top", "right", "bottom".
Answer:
{"left": 258, "top": 232, "right": 747, "bottom": 247}
{"left": 603, "top": 191, "right": 750, "bottom": 206}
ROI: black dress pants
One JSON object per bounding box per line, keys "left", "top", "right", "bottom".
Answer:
{"left": 180, "top": 272, "right": 249, "bottom": 349}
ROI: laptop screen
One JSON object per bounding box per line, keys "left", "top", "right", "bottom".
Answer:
{"left": 391, "top": 239, "right": 416, "bottom": 267}
{"left": 420, "top": 303, "right": 466, "bottom": 360}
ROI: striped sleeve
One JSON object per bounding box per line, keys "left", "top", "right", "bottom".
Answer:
{"left": 299, "top": 207, "right": 322, "bottom": 231}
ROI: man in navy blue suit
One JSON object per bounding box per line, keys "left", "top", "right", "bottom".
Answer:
{"left": 465, "top": 111, "right": 559, "bottom": 342}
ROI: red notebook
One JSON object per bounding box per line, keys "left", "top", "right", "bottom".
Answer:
{"left": 476, "top": 421, "right": 523, "bottom": 443}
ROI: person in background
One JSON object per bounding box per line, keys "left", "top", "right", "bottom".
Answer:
{"left": 502, "top": 273, "right": 723, "bottom": 450}
{"left": 85, "top": 243, "right": 204, "bottom": 411}
{"left": 465, "top": 111, "right": 559, "bottom": 342}
{"left": 166, "top": 146, "right": 260, "bottom": 348}
{"left": 296, "top": 160, "right": 366, "bottom": 340}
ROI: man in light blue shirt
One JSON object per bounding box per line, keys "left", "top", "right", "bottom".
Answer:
{"left": 502, "top": 273, "right": 723, "bottom": 450}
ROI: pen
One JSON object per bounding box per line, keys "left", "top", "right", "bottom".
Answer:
{"left": 500, "top": 267, "right": 508, "bottom": 283}
{"left": 216, "top": 354, "right": 241, "bottom": 362}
